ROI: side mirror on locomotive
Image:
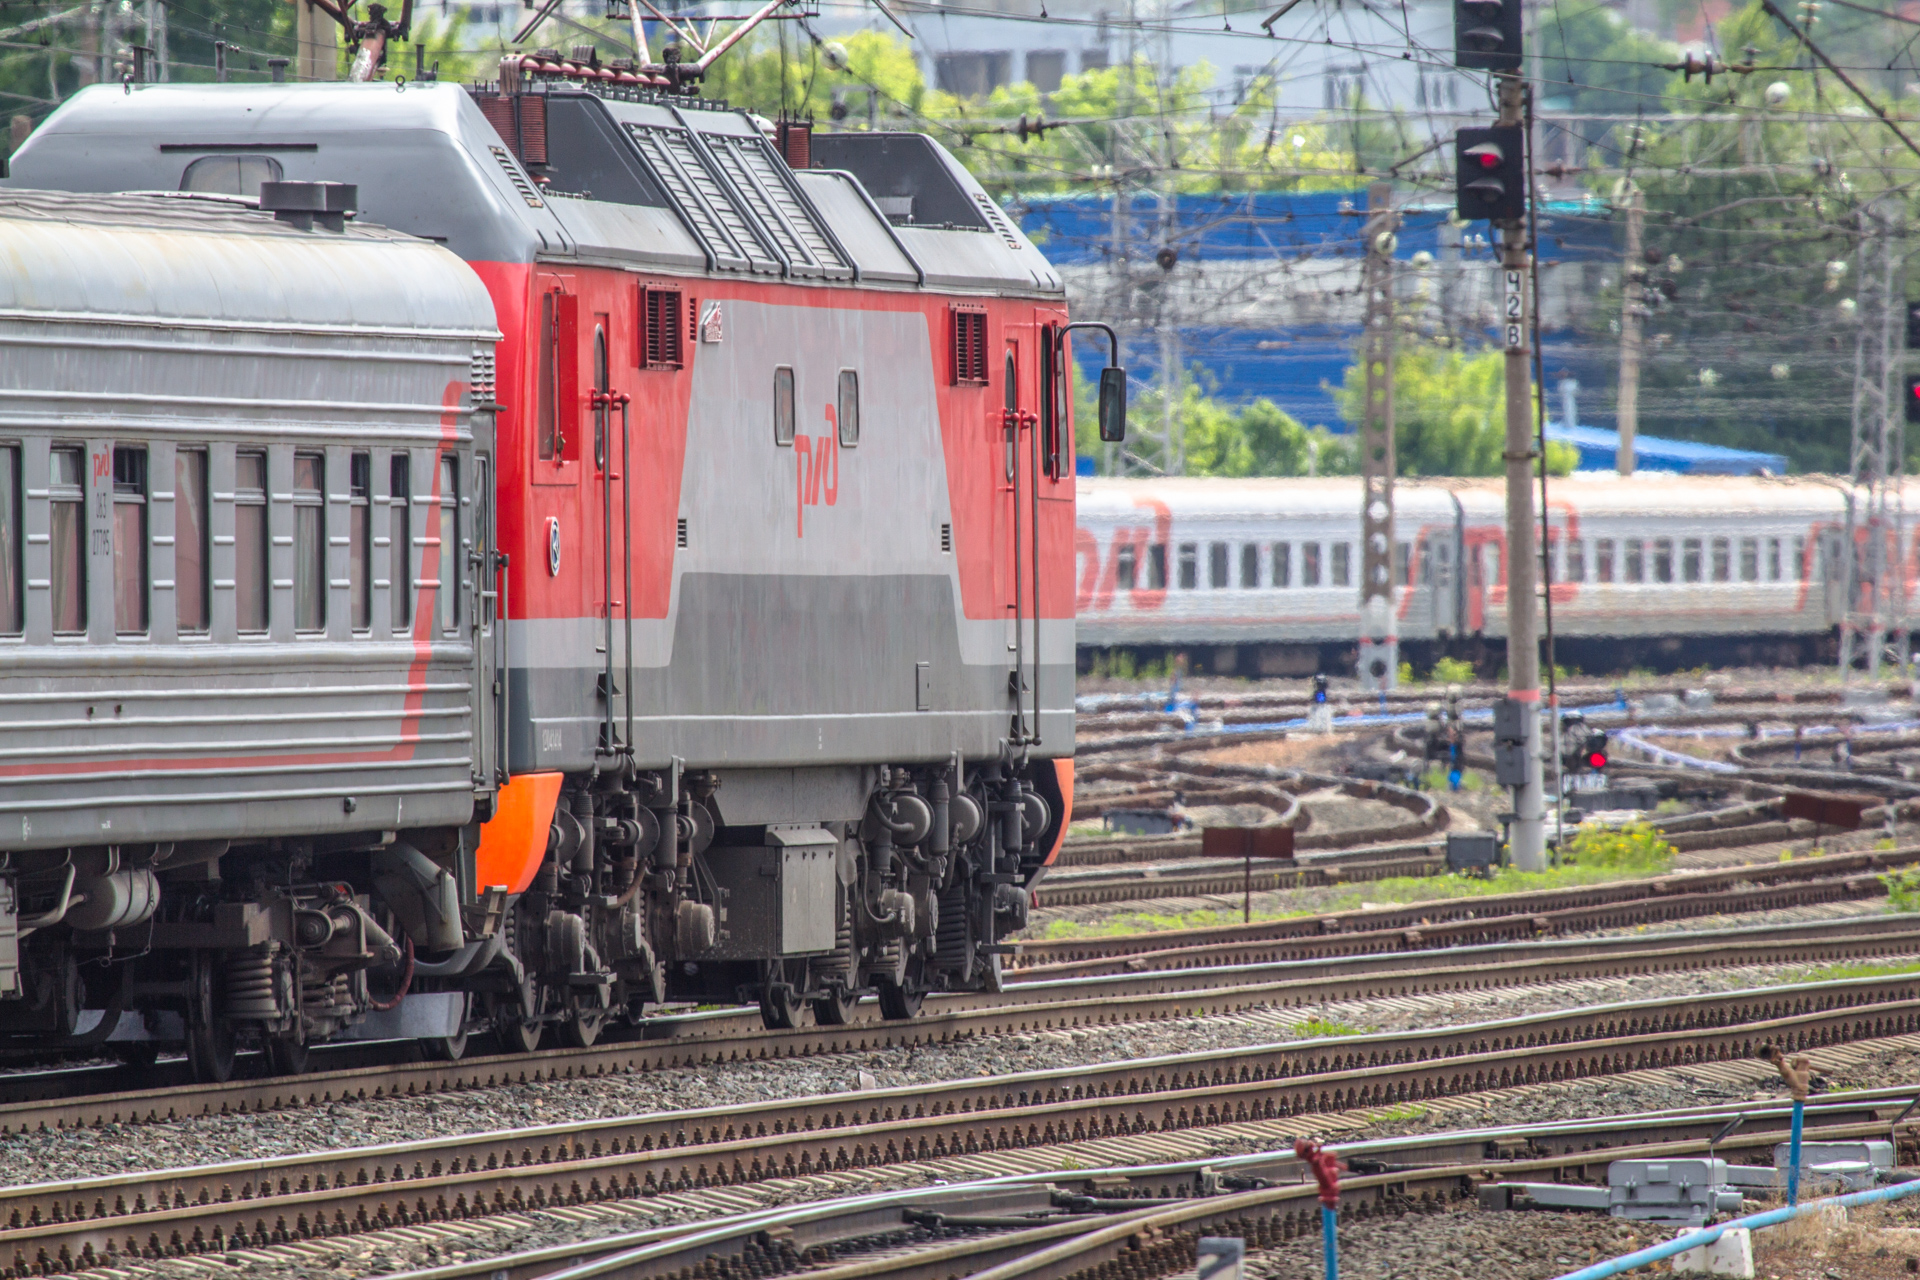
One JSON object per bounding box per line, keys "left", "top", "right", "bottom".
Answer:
{"left": 1098, "top": 366, "right": 1128, "bottom": 443}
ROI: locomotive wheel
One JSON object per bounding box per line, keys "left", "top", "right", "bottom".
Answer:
{"left": 111, "top": 1042, "right": 160, "bottom": 1071}
{"left": 495, "top": 1005, "right": 543, "bottom": 1054}
{"left": 560, "top": 988, "right": 607, "bottom": 1048}
{"left": 758, "top": 982, "right": 804, "bottom": 1031}
{"left": 810, "top": 986, "right": 859, "bottom": 1026}
{"left": 421, "top": 1028, "right": 469, "bottom": 1061}
{"left": 266, "top": 1034, "right": 309, "bottom": 1077}
{"left": 875, "top": 980, "right": 923, "bottom": 1021}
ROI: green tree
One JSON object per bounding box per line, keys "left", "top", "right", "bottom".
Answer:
{"left": 1335, "top": 340, "right": 1575, "bottom": 477}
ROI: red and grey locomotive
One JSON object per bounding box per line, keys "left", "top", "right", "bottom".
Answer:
{"left": 0, "top": 66, "right": 1098, "bottom": 1076}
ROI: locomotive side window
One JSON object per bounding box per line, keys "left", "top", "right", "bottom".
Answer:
{"left": 113, "top": 447, "right": 149, "bottom": 635}
{"left": 1240, "top": 544, "right": 1259, "bottom": 589}
{"left": 1331, "top": 543, "right": 1351, "bottom": 588}
{"left": 234, "top": 452, "right": 269, "bottom": 634}
{"left": 0, "top": 445, "right": 18, "bottom": 636}
{"left": 1176, "top": 543, "right": 1197, "bottom": 590}
{"left": 438, "top": 455, "right": 460, "bottom": 634}
{"left": 175, "top": 449, "right": 209, "bottom": 634}
{"left": 349, "top": 453, "right": 371, "bottom": 631}
{"left": 49, "top": 447, "right": 85, "bottom": 636}
{"left": 1301, "top": 542, "right": 1322, "bottom": 587}
{"left": 593, "top": 324, "right": 609, "bottom": 471}
{"left": 390, "top": 456, "right": 412, "bottom": 632}
{"left": 1623, "top": 538, "right": 1644, "bottom": 584}
{"left": 1272, "top": 542, "right": 1291, "bottom": 588}
{"left": 1207, "top": 542, "right": 1227, "bottom": 589}
{"left": 837, "top": 370, "right": 860, "bottom": 448}
{"left": 538, "top": 294, "right": 559, "bottom": 461}
{"left": 178, "top": 154, "right": 283, "bottom": 196}
{"left": 773, "top": 367, "right": 796, "bottom": 446}
{"left": 1740, "top": 537, "right": 1759, "bottom": 582}
{"left": 293, "top": 454, "right": 325, "bottom": 633}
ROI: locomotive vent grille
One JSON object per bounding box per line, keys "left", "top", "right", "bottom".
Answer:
{"left": 488, "top": 144, "right": 544, "bottom": 210}
{"left": 642, "top": 286, "right": 684, "bottom": 369}
{"left": 676, "top": 517, "right": 688, "bottom": 548}
{"left": 941, "top": 523, "right": 952, "bottom": 553}
{"left": 470, "top": 348, "right": 497, "bottom": 401}
{"left": 951, "top": 309, "right": 988, "bottom": 385}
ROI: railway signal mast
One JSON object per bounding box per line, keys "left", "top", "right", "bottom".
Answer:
{"left": 1357, "top": 182, "right": 1399, "bottom": 693}
{"left": 1453, "top": 0, "right": 1547, "bottom": 869}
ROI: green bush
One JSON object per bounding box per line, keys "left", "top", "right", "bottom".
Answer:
{"left": 1430, "top": 656, "right": 1477, "bottom": 684}
{"left": 1883, "top": 867, "right": 1920, "bottom": 913}
{"left": 1560, "top": 821, "right": 1675, "bottom": 874}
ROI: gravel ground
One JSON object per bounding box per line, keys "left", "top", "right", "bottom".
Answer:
{"left": 3, "top": 949, "right": 1913, "bottom": 1190}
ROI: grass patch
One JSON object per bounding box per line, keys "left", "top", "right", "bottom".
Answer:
{"left": 1366, "top": 1102, "right": 1430, "bottom": 1124}
{"left": 1294, "top": 1017, "right": 1363, "bottom": 1038}
{"left": 1887, "top": 867, "right": 1920, "bottom": 913}
{"left": 1557, "top": 821, "right": 1675, "bottom": 874}
{"left": 1776, "top": 959, "right": 1920, "bottom": 986}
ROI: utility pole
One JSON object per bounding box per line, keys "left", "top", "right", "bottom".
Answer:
{"left": 1840, "top": 198, "right": 1908, "bottom": 680}
{"left": 1357, "top": 181, "right": 1399, "bottom": 693}
{"left": 1496, "top": 73, "right": 1546, "bottom": 872}
{"left": 1616, "top": 185, "right": 1644, "bottom": 476}
{"left": 297, "top": 0, "right": 338, "bottom": 81}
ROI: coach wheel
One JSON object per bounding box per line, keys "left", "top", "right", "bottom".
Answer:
{"left": 758, "top": 982, "right": 804, "bottom": 1031}
{"left": 266, "top": 1033, "right": 309, "bottom": 1077}
{"left": 811, "top": 985, "right": 859, "bottom": 1026}
{"left": 875, "top": 980, "right": 923, "bottom": 1021}
{"left": 186, "top": 953, "right": 237, "bottom": 1084}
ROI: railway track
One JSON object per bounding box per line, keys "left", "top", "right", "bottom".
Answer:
{"left": 6, "top": 971, "right": 1920, "bottom": 1274}
{"left": 370, "top": 1080, "right": 1920, "bottom": 1280}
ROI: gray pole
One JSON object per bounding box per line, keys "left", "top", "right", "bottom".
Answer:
{"left": 1497, "top": 73, "right": 1546, "bottom": 871}
{"left": 1616, "top": 185, "right": 1644, "bottom": 476}
{"left": 1357, "top": 180, "right": 1399, "bottom": 692}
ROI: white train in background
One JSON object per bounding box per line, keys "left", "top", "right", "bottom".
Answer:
{"left": 1074, "top": 475, "right": 1879, "bottom": 675}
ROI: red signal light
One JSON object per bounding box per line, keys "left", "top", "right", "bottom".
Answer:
{"left": 1587, "top": 752, "right": 1608, "bottom": 769}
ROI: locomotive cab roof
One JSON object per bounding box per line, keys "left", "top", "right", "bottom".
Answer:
{"left": 6, "top": 81, "right": 1063, "bottom": 296}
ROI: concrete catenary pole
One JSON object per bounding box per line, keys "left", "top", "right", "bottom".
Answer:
{"left": 1498, "top": 73, "right": 1546, "bottom": 871}
{"left": 1616, "top": 185, "right": 1644, "bottom": 476}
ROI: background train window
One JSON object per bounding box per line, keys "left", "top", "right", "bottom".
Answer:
{"left": 235, "top": 452, "right": 269, "bottom": 634}
{"left": 1653, "top": 538, "right": 1674, "bottom": 584}
{"left": 1681, "top": 538, "right": 1702, "bottom": 584}
{"left": 1623, "top": 538, "right": 1644, "bottom": 583}
{"left": 1397, "top": 541, "right": 1411, "bottom": 586}
{"left": 0, "top": 445, "right": 17, "bottom": 636}
{"left": 349, "top": 454, "right": 371, "bottom": 631}
{"left": 175, "top": 449, "right": 209, "bottom": 633}
{"left": 113, "top": 447, "right": 148, "bottom": 635}
{"left": 1301, "top": 542, "right": 1321, "bottom": 587}
{"left": 1207, "top": 542, "right": 1227, "bottom": 589}
{"left": 1595, "top": 539, "right": 1614, "bottom": 583}
{"left": 1146, "top": 543, "right": 1166, "bottom": 590}
{"left": 48, "top": 447, "right": 85, "bottom": 635}
{"left": 1711, "top": 537, "right": 1730, "bottom": 583}
{"left": 773, "top": 366, "right": 796, "bottom": 446}
{"left": 1796, "top": 535, "right": 1810, "bottom": 582}
{"left": 1566, "top": 538, "right": 1585, "bottom": 583}
{"left": 1177, "top": 543, "right": 1197, "bottom": 590}
{"left": 293, "top": 454, "right": 325, "bottom": 633}
{"left": 390, "top": 456, "right": 412, "bottom": 632}
{"left": 178, "top": 154, "right": 283, "bottom": 195}
{"left": 837, "top": 370, "right": 860, "bottom": 448}
{"left": 1771, "top": 537, "right": 1786, "bottom": 581}
{"left": 1740, "top": 538, "right": 1759, "bottom": 582}
{"left": 1331, "top": 543, "right": 1351, "bottom": 588}
{"left": 1239, "top": 544, "right": 1259, "bottom": 589}
{"left": 438, "top": 455, "right": 460, "bottom": 634}
{"left": 1115, "top": 542, "right": 1136, "bottom": 590}
{"left": 1271, "top": 542, "right": 1291, "bottom": 588}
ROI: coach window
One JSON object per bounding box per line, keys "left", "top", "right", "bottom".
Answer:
{"left": 438, "top": 455, "right": 460, "bottom": 634}
{"left": 390, "top": 456, "right": 412, "bottom": 632}
{"left": 175, "top": 450, "right": 209, "bottom": 633}
{"left": 1331, "top": 543, "right": 1351, "bottom": 588}
{"left": 1681, "top": 538, "right": 1701, "bottom": 584}
{"left": 1116, "top": 543, "right": 1136, "bottom": 590}
{"left": 1177, "top": 543, "right": 1198, "bottom": 590}
{"left": 1240, "top": 544, "right": 1259, "bottom": 589}
{"left": 0, "top": 445, "right": 18, "bottom": 636}
{"left": 350, "top": 453, "right": 371, "bottom": 631}
{"left": 1208, "top": 542, "right": 1228, "bottom": 589}
{"left": 1623, "top": 538, "right": 1644, "bottom": 584}
{"left": 234, "top": 452, "right": 269, "bottom": 634}
{"left": 1711, "top": 536, "right": 1730, "bottom": 582}
{"left": 1653, "top": 538, "right": 1674, "bottom": 584}
{"left": 1301, "top": 543, "right": 1321, "bottom": 587}
{"left": 773, "top": 367, "right": 796, "bottom": 446}
{"left": 1594, "top": 539, "right": 1613, "bottom": 584}
{"left": 1146, "top": 543, "right": 1167, "bottom": 590}
{"left": 838, "top": 370, "right": 860, "bottom": 447}
{"left": 1397, "top": 542, "right": 1411, "bottom": 586}
{"left": 49, "top": 447, "right": 86, "bottom": 635}
{"left": 1739, "top": 537, "right": 1759, "bottom": 583}
{"left": 1769, "top": 537, "right": 1784, "bottom": 581}
{"left": 1566, "top": 538, "right": 1585, "bottom": 583}
{"left": 113, "top": 447, "right": 149, "bottom": 635}
{"left": 293, "top": 454, "right": 325, "bottom": 633}
{"left": 1272, "top": 542, "right": 1291, "bottom": 588}
{"left": 1792, "top": 536, "right": 1807, "bottom": 581}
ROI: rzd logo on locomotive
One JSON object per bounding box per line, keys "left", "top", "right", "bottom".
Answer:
{"left": 795, "top": 406, "right": 841, "bottom": 537}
